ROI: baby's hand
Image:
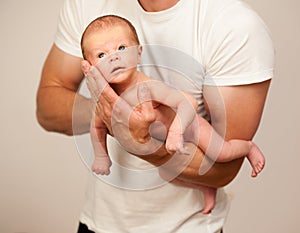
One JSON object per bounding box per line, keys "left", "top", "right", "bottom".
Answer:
{"left": 92, "top": 156, "right": 112, "bottom": 175}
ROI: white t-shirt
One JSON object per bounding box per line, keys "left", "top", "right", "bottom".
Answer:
{"left": 55, "top": 0, "right": 274, "bottom": 232}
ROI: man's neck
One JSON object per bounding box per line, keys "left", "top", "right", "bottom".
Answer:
{"left": 138, "top": 0, "right": 179, "bottom": 12}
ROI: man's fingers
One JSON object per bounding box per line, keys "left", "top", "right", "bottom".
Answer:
{"left": 112, "top": 97, "right": 134, "bottom": 123}
{"left": 89, "top": 66, "right": 108, "bottom": 95}
{"left": 85, "top": 67, "right": 102, "bottom": 102}
{"left": 86, "top": 78, "right": 97, "bottom": 101}
{"left": 136, "top": 82, "right": 156, "bottom": 123}
{"left": 81, "top": 60, "right": 91, "bottom": 75}
{"left": 100, "top": 84, "right": 119, "bottom": 105}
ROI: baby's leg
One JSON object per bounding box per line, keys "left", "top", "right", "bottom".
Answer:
{"left": 247, "top": 142, "right": 265, "bottom": 177}
{"left": 188, "top": 116, "right": 263, "bottom": 165}
{"left": 90, "top": 113, "right": 111, "bottom": 175}
{"left": 166, "top": 116, "right": 190, "bottom": 155}
{"left": 159, "top": 168, "right": 216, "bottom": 214}
{"left": 172, "top": 178, "right": 216, "bottom": 214}
{"left": 200, "top": 185, "right": 217, "bottom": 214}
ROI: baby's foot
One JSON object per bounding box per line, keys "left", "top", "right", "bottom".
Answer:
{"left": 170, "top": 179, "right": 216, "bottom": 214}
{"left": 91, "top": 156, "right": 112, "bottom": 175}
{"left": 166, "top": 133, "right": 189, "bottom": 155}
{"left": 247, "top": 142, "right": 265, "bottom": 177}
{"left": 200, "top": 186, "right": 217, "bottom": 214}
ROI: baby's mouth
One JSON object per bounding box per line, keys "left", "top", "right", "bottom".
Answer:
{"left": 111, "top": 66, "right": 125, "bottom": 74}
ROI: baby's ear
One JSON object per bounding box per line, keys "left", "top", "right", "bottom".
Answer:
{"left": 137, "top": 45, "right": 143, "bottom": 64}
{"left": 81, "top": 60, "right": 92, "bottom": 75}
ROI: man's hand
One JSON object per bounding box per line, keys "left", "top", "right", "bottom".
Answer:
{"left": 83, "top": 61, "right": 162, "bottom": 155}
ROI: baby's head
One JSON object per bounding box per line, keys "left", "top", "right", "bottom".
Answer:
{"left": 80, "top": 15, "right": 142, "bottom": 83}
{"left": 81, "top": 15, "right": 140, "bottom": 65}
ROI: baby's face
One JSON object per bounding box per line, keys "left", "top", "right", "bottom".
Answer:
{"left": 83, "top": 25, "right": 141, "bottom": 83}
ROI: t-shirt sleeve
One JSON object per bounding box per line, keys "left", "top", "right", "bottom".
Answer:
{"left": 203, "top": 2, "right": 275, "bottom": 86}
{"left": 54, "top": 0, "right": 84, "bottom": 57}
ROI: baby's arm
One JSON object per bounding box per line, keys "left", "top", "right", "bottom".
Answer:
{"left": 90, "top": 108, "right": 112, "bottom": 175}
{"left": 143, "top": 80, "right": 197, "bottom": 154}
{"left": 165, "top": 92, "right": 198, "bottom": 154}
{"left": 81, "top": 60, "right": 112, "bottom": 175}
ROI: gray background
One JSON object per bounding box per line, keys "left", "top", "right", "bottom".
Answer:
{"left": 0, "top": 0, "right": 299, "bottom": 232}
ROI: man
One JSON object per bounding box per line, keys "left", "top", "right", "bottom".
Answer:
{"left": 36, "top": 0, "right": 274, "bottom": 232}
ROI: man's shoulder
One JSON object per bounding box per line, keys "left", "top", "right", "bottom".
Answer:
{"left": 203, "top": 0, "right": 269, "bottom": 38}
{"left": 205, "top": 0, "right": 261, "bottom": 23}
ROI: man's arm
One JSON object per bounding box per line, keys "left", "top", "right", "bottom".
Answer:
{"left": 36, "top": 44, "right": 92, "bottom": 135}
{"left": 189, "top": 80, "right": 271, "bottom": 186}
{"left": 139, "top": 80, "right": 271, "bottom": 188}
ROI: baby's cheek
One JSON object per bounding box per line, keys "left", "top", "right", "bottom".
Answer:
{"left": 125, "top": 58, "right": 139, "bottom": 69}
{"left": 92, "top": 58, "right": 101, "bottom": 66}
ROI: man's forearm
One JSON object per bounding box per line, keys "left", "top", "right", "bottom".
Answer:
{"left": 136, "top": 142, "right": 243, "bottom": 188}
{"left": 128, "top": 103, "right": 243, "bottom": 188}
{"left": 156, "top": 81, "right": 271, "bottom": 188}
{"left": 175, "top": 142, "right": 243, "bottom": 187}
{"left": 36, "top": 86, "right": 92, "bottom": 136}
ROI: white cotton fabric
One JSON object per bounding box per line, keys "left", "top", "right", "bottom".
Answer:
{"left": 55, "top": 0, "right": 274, "bottom": 232}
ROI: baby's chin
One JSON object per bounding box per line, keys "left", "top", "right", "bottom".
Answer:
{"left": 106, "top": 70, "right": 128, "bottom": 83}
{"left": 108, "top": 68, "right": 137, "bottom": 83}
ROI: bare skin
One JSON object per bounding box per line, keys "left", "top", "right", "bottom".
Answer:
{"left": 79, "top": 14, "right": 266, "bottom": 214}
{"left": 36, "top": 0, "right": 271, "bottom": 217}
{"left": 138, "top": 0, "right": 180, "bottom": 12}
{"left": 37, "top": 44, "right": 270, "bottom": 189}
{"left": 81, "top": 17, "right": 265, "bottom": 177}
{"left": 81, "top": 17, "right": 268, "bottom": 215}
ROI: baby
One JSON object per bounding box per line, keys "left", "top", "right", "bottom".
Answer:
{"left": 81, "top": 15, "right": 265, "bottom": 214}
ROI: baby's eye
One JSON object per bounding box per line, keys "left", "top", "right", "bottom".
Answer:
{"left": 98, "top": 53, "right": 105, "bottom": 58}
{"left": 118, "top": 45, "right": 126, "bottom": 51}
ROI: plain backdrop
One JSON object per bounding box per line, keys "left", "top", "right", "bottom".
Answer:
{"left": 0, "top": 0, "right": 299, "bottom": 232}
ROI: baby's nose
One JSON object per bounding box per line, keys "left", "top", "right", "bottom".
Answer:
{"left": 109, "top": 53, "right": 120, "bottom": 63}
